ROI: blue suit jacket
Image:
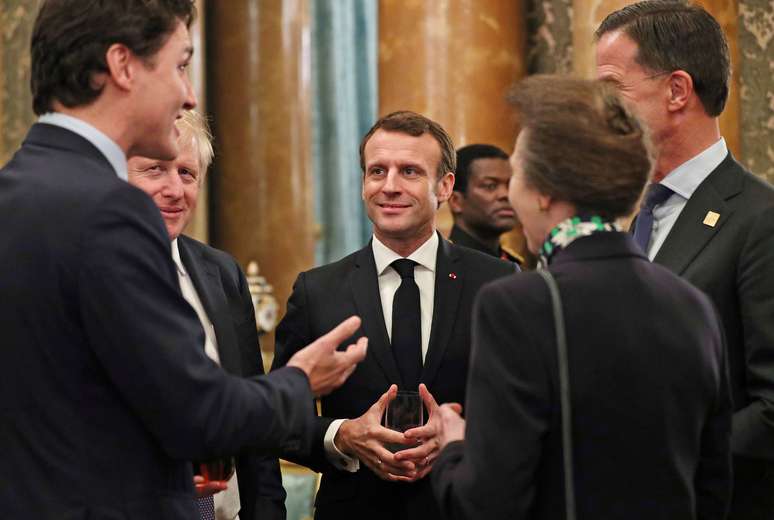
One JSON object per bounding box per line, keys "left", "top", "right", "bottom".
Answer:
{"left": 0, "top": 123, "right": 313, "bottom": 519}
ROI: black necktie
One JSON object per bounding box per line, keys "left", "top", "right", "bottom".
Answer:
{"left": 391, "top": 259, "right": 422, "bottom": 391}
{"left": 633, "top": 183, "right": 674, "bottom": 253}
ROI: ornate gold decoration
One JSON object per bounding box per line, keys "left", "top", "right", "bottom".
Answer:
{"left": 246, "top": 261, "right": 279, "bottom": 334}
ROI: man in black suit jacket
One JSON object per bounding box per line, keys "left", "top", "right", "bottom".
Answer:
{"left": 0, "top": 2, "right": 365, "bottom": 519}
{"left": 596, "top": 3, "right": 774, "bottom": 518}
{"left": 448, "top": 143, "right": 525, "bottom": 266}
{"left": 128, "top": 110, "right": 286, "bottom": 520}
{"left": 272, "top": 111, "right": 515, "bottom": 520}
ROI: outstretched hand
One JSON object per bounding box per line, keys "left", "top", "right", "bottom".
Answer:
{"left": 287, "top": 316, "right": 368, "bottom": 396}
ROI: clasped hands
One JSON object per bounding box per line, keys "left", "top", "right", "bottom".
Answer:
{"left": 334, "top": 383, "right": 464, "bottom": 482}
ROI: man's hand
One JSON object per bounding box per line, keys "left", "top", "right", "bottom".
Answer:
{"left": 193, "top": 476, "right": 228, "bottom": 498}
{"left": 287, "top": 316, "right": 368, "bottom": 396}
{"left": 335, "top": 384, "right": 418, "bottom": 481}
{"left": 398, "top": 384, "right": 462, "bottom": 479}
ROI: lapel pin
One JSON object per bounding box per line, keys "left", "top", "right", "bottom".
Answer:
{"left": 703, "top": 211, "right": 720, "bottom": 228}
{"left": 448, "top": 272, "right": 457, "bottom": 280}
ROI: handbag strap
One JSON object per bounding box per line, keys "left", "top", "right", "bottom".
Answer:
{"left": 537, "top": 269, "right": 577, "bottom": 520}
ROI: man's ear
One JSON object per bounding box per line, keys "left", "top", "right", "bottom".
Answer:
{"left": 435, "top": 172, "right": 455, "bottom": 206}
{"left": 448, "top": 190, "right": 465, "bottom": 215}
{"left": 103, "top": 43, "right": 136, "bottom": 92}
{"left": 667, "top": 70, "right": 693, "bottom": 113}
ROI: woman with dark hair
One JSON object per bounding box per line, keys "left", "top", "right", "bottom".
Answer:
{"left": 422, "top": 76, "right": 732, "bottom": 519}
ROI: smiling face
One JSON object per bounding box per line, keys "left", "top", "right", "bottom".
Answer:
{"left": 595, "top": 30, "right": 668, "bottom": 144}
{"left": 361, "top": 129, "right": 454, "bottom": 254}
{"left": 128, "top": 135, "right": 201, "bottom": 240}
{"left": 129, "top": 21, "right": 197, "bottom": 161}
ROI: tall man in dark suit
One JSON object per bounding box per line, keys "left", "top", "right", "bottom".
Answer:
{"left": 271, "top": 111, "right": 516, "bottom": 520}
{"left": 0, "top": 2, "right": 366, "bottom": 519}
{"left": 596, "top": 3, "right": 774, "bottom": 518}
{"left": 128, "top": 110, "right": 286, "bottom": 520}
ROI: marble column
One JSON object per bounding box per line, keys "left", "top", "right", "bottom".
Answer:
{"left": 572, "top": 0, "right": 741, "bottom": 159}
{"left": 207, "top": 0, "right": 313, "bottom": 354}
{"left": 379, "top": 0, "right": 529, "bottom": 257}
{"left": 0, "top": 0, "right": 38, "bottom": 166}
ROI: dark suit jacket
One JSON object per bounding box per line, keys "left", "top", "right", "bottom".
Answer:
{"left": 448, "top": 224, "right": 523, "bottom": 265}
{"left": 433, "top": 232, "right": 732, "bottom": 520}
{"left": 178, "top": 235, "right": 286, "bottom": 520}
{"left": 0, "top": 123, "right": 314, "bottom": 519}
{"left": 650, "top": 154, "right": 774, "bottom": 518}
{"left": 272, "top": 236, "right": 515, "bottom": 520}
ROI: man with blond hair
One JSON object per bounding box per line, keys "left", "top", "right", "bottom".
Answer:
{"left": 129, "top": 110, "right": 286, "bottom": 520}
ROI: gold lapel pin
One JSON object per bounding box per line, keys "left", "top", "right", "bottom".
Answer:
{"left": 703, "top": 211, "right": 720, "bottom": 227}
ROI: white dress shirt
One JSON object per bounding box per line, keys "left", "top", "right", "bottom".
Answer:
{"left": 38, "top": 112, "right": 128, "bottom": 181}
{"left": 323, "top": 233, "right": 440, "bottom": 472}
{"left": 645, "top": 138, "right": 728, "bottom": 260}
{"left": 171, "top": 240, "right": 240, "bottom": 520}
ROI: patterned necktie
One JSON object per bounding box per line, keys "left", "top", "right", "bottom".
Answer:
{"left": 391, "top": 259, "right": 422, "bottom": 391}
{"left": 197, "top": 495, "right": 216, "bottom": 520}
{"left": 633, "top": 183, "right": 674, "bottom": 253}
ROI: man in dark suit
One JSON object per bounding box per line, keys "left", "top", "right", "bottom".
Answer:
{"left": 271, "top": 111, "right": 515, "bottom": 520}
{"left": 595, "top": 3, "right": 774, "bottom": 518}
{"left": 128, "top": 110, "right": 285, "bottom": 520}
{"left": 448, "top": 143, "right": 524, "bottom": 266}
{"left": 0, "top": 2, "right": 365, "bottom": 519}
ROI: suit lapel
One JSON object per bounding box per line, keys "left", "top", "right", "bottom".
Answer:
{"left": 654, "top": 155, "right": 741, "bottom": 275}
{"left": 350, "top": 245, "right": 403, "bottom": 385}
{"left": 178, "top": 237, "right": 242, "bottom": 376}
{"left": 421, "top": 237, "right": 463, "bottom": 387}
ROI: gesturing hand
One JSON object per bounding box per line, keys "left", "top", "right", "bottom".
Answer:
{"left": 398, "top": 384, "right": 463, "bottom": 479}
{"left": 334, "top": 385, "right": 418, "bottom": 481}
{"left": 287, "top": 316, "right": 368, "bottom": 396}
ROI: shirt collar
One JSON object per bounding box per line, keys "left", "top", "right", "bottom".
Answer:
{"left": 372, "top": 232, "right": 439, "bottom": 276}
{"left": 660, "top": 138, "right": 727, "bottom": 199}
{"left": 170, "top": 238, "right": 187, "bottom": 277}
{"left": 38, "top": 112, "right": 128, "bottom": 181}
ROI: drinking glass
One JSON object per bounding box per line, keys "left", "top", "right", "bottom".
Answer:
{"left": 385, "top": 391, "right": 423, "bottom": 452}
{"left": 193, "top": 456, "right": 235, "bottom": 482}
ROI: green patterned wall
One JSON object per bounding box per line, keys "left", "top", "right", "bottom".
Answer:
{"left": 739, "top": 0, "right": 774, "bottom": 182}
{"left": 0, "top": 0, "right": 38, "bottom": 165}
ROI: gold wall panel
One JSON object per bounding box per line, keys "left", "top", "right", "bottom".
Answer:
{"left": 207, "top": 0, "right": 313, "bottom": 354}
{"left": 379, "top": 0, "right": 527, "bottom": 251}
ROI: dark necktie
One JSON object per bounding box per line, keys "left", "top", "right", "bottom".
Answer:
{"left": 197, "top": 495, "right": 215, "bottom": 520}
{"left": 633, "top": 183, "right": 674, "bottom": 253}
{"left": 391, "top": 259, "right": 422, "bottom": 391}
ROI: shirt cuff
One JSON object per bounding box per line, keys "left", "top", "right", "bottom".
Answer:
{"left": 323, "top": 419, "right": 360, "bottom": 472}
